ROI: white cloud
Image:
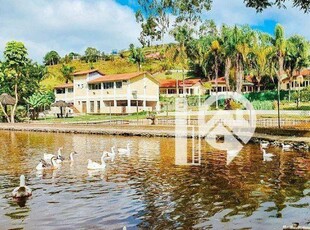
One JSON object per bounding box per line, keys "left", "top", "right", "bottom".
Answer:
{"left": 0, "top": 0, "right": 309, "bottom": 62}
{"left": 0, "top": 0, "right": 141, "bottom": 62}
{"left": 205, "top": 0, "right": 310, "bottom": 38}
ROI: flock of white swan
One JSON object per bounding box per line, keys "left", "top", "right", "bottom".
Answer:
{"left": 12, "top": 143, "right": 131, "bottom": 198}
{"left": 11, "top": 140, "right": 303, "bottom": 198}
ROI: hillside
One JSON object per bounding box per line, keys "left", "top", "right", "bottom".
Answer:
{"left": 41, "top": 44, "right": 190, "bottom": 90}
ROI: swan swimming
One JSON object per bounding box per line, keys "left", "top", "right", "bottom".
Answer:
{"left": 260, "top": 141, "right": 269, "bottom": 149}
{"left": 12, "top": 175, "right": 32, "bottom": 198}
{"left": 87, "top": 153, "right": 107, "bottom": 170}
{"left": 44, "top": 147, "right": 64, "bottom": 163}
{"left": 282, "top": 143, "right": 293, "bottom": 151}
{"left": 118, "top": 143, "right": 130, "bottom": 155}
{"left": 36, "top": 156, "right": 61, "bottom": 170}
{"left": 262, "top": 149, "right": 274, "bottom": 162}
{"left": 104, "top": 146, "right": 116, "bottom": 162}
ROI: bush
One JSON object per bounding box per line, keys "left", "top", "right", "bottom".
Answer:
{"left": 251, "top": 100, "right": 275, "bottom": 110}
{"left": 244, "top": 90, "right": 291, "bottom": 101}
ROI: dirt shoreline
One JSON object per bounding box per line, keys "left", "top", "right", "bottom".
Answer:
{"left": 0, "top": 123, "right": 310, "bottom": 144}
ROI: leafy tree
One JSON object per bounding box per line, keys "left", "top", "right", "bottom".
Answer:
{"left": 84, "top": 47, "right": 100, "bottom": 63}
{"left": 60, "top": 64, "right": 75, "bottom": 83}
{"left": 128, "top": 44, "right": 145, "bottom": 72}
{"left": 250, "top": 34, "right": 274, "bottom": 91}
{"left": 43, "top": 50, "right": 61, "bottom": 66}
{"left": 0, "top": 42, "right": 47, "bottom": 123}
{"left": 136, "top": 0, "right": 212, "bottom": 45}
{"left": 244, "top": 0, "right": 310, "bottom": 12}
{"left": 1, "top": 41, "right": 28, "bottom": 123}
{"left": 25, "top": 91, "right": 54, "bottom": 120}
{"left": 285, "top": 35, "right": 309, "bottom": 100}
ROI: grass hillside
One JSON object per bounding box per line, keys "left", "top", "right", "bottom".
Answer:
{"left": 41, "top": 44, "right": 190, "bottom": 90}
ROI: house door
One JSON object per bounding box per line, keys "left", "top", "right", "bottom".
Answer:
{"left": 82, "top": 101, "right": 87, "bottom": 113}
{"left": 122, "top": 106, "right": 126, "bottom": 114}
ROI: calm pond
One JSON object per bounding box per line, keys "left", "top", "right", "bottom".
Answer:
{"left": 0, "top": 130, "right": 309, "bottom": 229}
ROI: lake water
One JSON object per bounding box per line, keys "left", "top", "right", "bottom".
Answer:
{"left": 0, "top": 130, "right": 309, "bottom": 229}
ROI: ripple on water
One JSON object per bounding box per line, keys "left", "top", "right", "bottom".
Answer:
{"left": 0, "top": 131, "right": 309, "bottom": 229}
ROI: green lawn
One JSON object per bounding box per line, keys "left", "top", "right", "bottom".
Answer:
{"left": 34, "top": 113, "right": 149, "bottom": 123}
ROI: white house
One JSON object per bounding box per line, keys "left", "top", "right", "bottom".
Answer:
{"left": 54, "top": 69, "right": 159, "bottom": 114}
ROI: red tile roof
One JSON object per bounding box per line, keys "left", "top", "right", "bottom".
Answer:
{"left": 282, "top": 69, "right": 310, "bottom": 82}
{"left": 54, "top": 83, "right": 74, "bottom": 89}
{"left": 208, "top": 77, "right": 226, "bottom": 84}
{"left": 73, "top": 69, "right": 104, "bottom": 76}
{"left": 159, "top": 79, "right": 201, "bottom": 88}
{"left": 88, "top": 72, "right": 147, "bottom": 84}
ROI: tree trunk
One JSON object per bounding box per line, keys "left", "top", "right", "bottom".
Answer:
{"left": 224, "top": 57, "right": 231, "bottom": 91}
{"left": 215, "top": 55, "right": 219, "bottom": 109}
{"left": 257, "top": 75, "right": 261, "bottom": 92}
{"left": 0, "top": 102, "right": 10, "bottom": 123}
{"left": 236, "top": 58, "right": 243, "bottom": 93}
{"left": 11, "top": 83, "right": 18, "bottom": 124}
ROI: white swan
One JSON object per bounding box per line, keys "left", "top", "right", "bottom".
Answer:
{"left": 87, "top": 153, "right": 107, "bottom": 170}
{"left": 36, "top": 157, "right": 61, "bottom": 170}
{"left": 118, "top": 143, "right": 130, "bottom": 155}
{"left": 282, "top": 143, "right": 293, "bottom": 151}
{"left": 12, "top": 175, "right": 32, "bottom": 198}
{"left": 105, "top": 146, "right": 116, "bottom": 162}
{"left": 44, "top": 147, "right": 64, "bottom": 163}
{"left": 262, "top": 149, "right": 274, "bottom": 162}
{"left": 260, "top": 141, "right": 269, "bottom": 149}
{"left": 68, "top": 151, "right": 78, "bottom": 162}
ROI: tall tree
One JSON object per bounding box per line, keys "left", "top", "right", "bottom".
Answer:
{"left": 128, "top": 44, "right": 145, "bottom": 72}
{"left": 2, "top": 41, "right": 29, "bottom": 123}
{"left": 285, "top": 35, "right": 309, "bottom": 100}
{"left": 251, "top": 39, "right": 274, "bottom": 92}
{"left": 244, "top": 0, "right": 310, "bottom": 12}
{"left": 136, "top": 0, "right": 212, "bottom": 45}
{"left": 84, "top": 47, "right": 100, "bottom": 63}
{"left": 210, "top": 40, "right": 221, "bottom": 108}
{"left": 273, "top": 24, "right": 287, "bottom": 128}
{"left": 170, "top": 24, "right": 194, "bottom": 95}
{"left": 43, "top": 51, "right": 61, "bottom": 66}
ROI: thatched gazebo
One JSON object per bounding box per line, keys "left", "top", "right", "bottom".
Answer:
{"left": 52, "top": 100, "right": 68, "bottom": 118}
{"left": 0, "top": 93, "right": 16, "bottom": 122}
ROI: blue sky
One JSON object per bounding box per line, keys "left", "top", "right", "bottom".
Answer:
{"left": 0, "top": 0, "right": 309, "bottom": 62}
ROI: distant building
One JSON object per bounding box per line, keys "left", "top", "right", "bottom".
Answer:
{"left": 208, "top": 77, "right": 255, "bottom": 94}
{"left": 281, "top": 69, "right": 310, "bottom": 91}
{"left": 54, "top": 69, "right": 159, "bottom": 114}
{"left": 159, "top": 79, "right": 206, "bottom": 97}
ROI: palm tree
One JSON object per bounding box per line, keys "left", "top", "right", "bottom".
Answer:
{"left": 60, "top": 64, "right": 75, "bottom": 83}
{"left": 285, "top": 35, "right": 309, "bottom": 101}
{"left": 273, "top": 24, "right": 286, "bottom": 128}
{"left": 210, "top": 40, "right": 221, "bottom": 108}
{"left": 221, "top": 25, "right": 235, "bottom": 91}
{"left": 251, "top": 43, "right": 274, "bottom": 92}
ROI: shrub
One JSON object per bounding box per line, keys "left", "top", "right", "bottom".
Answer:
{"left": 251, "top": 100, "right": 275, "bottom": 110}
{"left": 244, "top": 90, "right": 291, "bottom": 101}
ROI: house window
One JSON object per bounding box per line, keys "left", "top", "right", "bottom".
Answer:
{"left": 168, "top": 89, "right": 176, "bottom": 94}
{"left": 56, "top": 89, "right": 65, "bottom": 94}
{"left": 103, "top": 82, "right": 114, "bottom": 89}
{"left": 117, "top": 100, "right": 128, "bottom": 106}
{"left": 68, "top": 88, "right": 73, "bottom": 93}
{"left": 89, "top": 83, "right": 101, "bottom": 90}
{"left": 90, "top": 101, "right": 94, "bottom": 113}
{"left": 116, "top": 81, "right": 122, "bottom": 88}
{"left": 97, "top": 101, "right": 100, "bottom": 113}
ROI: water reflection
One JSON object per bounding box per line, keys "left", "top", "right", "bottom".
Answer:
{"left": 0, "top": 130, "right": 308, "bottom": 229}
